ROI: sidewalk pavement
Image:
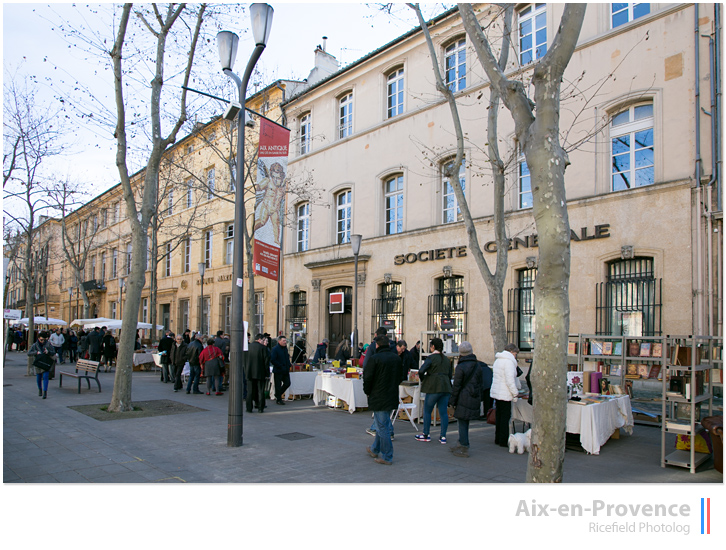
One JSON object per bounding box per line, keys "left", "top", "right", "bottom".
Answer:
{"left": 3, "top": 350, "right": 722, "bottom": 483}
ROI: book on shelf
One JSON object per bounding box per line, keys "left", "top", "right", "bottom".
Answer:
{"left": 603, "top": 341, "right": 613, "bottom": 355}
{"left": 669, "top": 376, "right": 684, "bottom": 395}
{"left": 590, "top": 340, "right": 603, "bottom": 355}
{"left": 610, "top": 384, "right": 624, "bottom": 395}
{"left": 613, "top": 341, "right": 623, "bottom": 356}
{"left": 636, "top": 364, "right": 650, "bottom": 378}
{"left": 626, "top": 363, "right": 639, "bottom": 377}
{"left": 610, "top": 364, "right": 623, "bottom": 377}
{"left": 625, "top": 379, "right": 633, "bottom": 398}
{"left": 639, "top": 342, "right": 651, "bottom": 357}
{"left": 651, "top": 343, "right": 663, "bottom": 358}
{"left": 674, "top": 402, "right": 701, "bottom": 422}
{"left": 567, "top": 342, "right": 577, "bottom": 355}
{"left": 665, "top": 420, "right": 692, "bottom": 432}
{"left": 590, "top": 372, "right": 603, "bottom": 394}
{"left": 599, "top": 378, "right": 610, "bottom": 394}
{"left": 628, "top": 340, "right": 641, "bottom": 357}
{"left": 583, "top": 361, "right": 600, "bottom": 373}
{"left": 648, "top": 365, "right": 661, "bottom": 379}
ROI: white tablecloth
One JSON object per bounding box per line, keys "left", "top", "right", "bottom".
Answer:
{"left": 133, "top": 352, "right": 155, "bottom": 367}
{"left": 313, "top": 375, "right": 368, "bottom": 413}
{"left": 270, "top": 371, "right": 318, "bottom": 400}
{"left": 512, "top": 395, "right": 633, "bottom": 455}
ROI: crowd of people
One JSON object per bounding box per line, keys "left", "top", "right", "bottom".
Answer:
{"left": 19, "top": 322, "right": 524, "bottom": 464}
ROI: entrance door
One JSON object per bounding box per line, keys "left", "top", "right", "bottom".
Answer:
{"left": 327, "top": 286, "right": 352, "bottom": 351}
{"left": 161, "top": 304, "right": 171, "bottom": 331}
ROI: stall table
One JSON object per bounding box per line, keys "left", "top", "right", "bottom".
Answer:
{"left": 512, "top": 395, "right": 633, "bottom": 455}
{"left": 313, "top": 374, "right": 367, "bottom": 413}
{"left": 270, "top": 371, "right": 318, "bottom": 401}
{"left": 133, "top": 352, "right": 156, "bottom": 371}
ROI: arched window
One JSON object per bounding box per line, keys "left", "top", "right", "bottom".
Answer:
{"left": 428, "top": 275, "right": 467, "bottom": 345}
{"left": 596, "top": 256, "right": 662, "bottom": 336}
{"left": 442, "top": 158, "right": 465, "bottom": 223}
{"left": 384, "top": 174, "right": 404, "bottom": 235}
{"left": 387, "top": 67, "right": 404, "bottom": 118}
{"left": 338, "top": 92, "right": 353, "bottom": 139}
{"left": 444, "top": 38, "right": 466, "bottom": 92}
{"left": 336, "top": 190, "right": 352, "bottom": 244}
{"left": 372, "top": 281, "right": 403, "bottom": 341}
{"left": 296, "top": 202, "right": 310, "bottom": 252}
{"left": 611, "top": 103, "right": 654, "bottom": 191}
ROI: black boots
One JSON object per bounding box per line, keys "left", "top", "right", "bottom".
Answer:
{"left": 42, "top": 391, "right": 47, "bottom": 399}
{"left": 38, "top": 389, "right": 43, "bottom": 397}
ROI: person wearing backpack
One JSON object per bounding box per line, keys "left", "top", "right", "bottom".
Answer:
{"left": 200, "top": 338, "right": 224, "bottom": 396}
{"left": 415, "top": 337, "right": 453, "bottom": 444}
{"left": 449, "top": 341, "right": 484, "bottom": 457}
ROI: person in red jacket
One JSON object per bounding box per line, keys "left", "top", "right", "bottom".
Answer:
{"left": 200, "top": 338, "right": 225, "bottom": 396}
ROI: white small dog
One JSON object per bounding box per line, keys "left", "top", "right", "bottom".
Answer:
{"left": 508, "top": 429, "right": 532, "bottom": 454}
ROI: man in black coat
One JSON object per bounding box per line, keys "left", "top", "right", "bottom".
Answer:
{"left": 270, "top": 335, "right": 291, "bottom": 405}
{"left": 158, "top": 330, "right": 175, "bottom": 383}
{"left": 363, "top": 335, "right": 404, "bottom": 465}
{"left": 87, "top": 327, "right": 103, "bottom": 362}
{"left": 396, "top": 340, "right": 416, "bottom": 377}
{"left": 171, "top": 334, "right": 188, "bottom": 392}
{"left": 245, "top": 334, "right": 270, "bottom": 412}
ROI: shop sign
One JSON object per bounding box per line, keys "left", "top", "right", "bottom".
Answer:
{"left": 329, "top": 292, "right": 345, "bottom": 314}
{"left": 291, "top": 321, "right": 303, "bottom": 330}
{"left": 484, "top": 224, "right": 610, "bottom": 253}
{"left": 381, "top": 319, "right": 396, "bottom": 329}
{"left": 3, "top": 309, "right": 22, "bottom": 320}
{"left": 394, "top": 246, "right": 467, "bottom": 266}
{"left": 440, "top": 318, "right": 456, "bottom": 329}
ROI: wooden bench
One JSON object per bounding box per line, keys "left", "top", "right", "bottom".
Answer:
{"left": 59, "top": 359, "right": 102, "bottom": 393}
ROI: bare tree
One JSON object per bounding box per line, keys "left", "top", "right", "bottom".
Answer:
{"left": 457, "top": 2, "right": 586, "bottom": 482}
{"left": 106, "top": 3, "right": 208, "bottom": 412}
{"left": 3, "top": 73, "right": 64, "bottom": 374}
{"left": 48, "top": 178, "right": 102, "bottom": 318}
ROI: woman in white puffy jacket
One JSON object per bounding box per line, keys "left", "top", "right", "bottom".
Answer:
{"left": 490, "top": 343, "right": 521, "bottom": 447}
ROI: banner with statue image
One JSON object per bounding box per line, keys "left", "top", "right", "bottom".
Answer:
{"left": 253, "top": 117, "right": 290, "bottom": 281}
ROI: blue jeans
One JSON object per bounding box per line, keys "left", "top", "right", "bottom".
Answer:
{"left": 369, "top": 416, "right": 395, "bottom": 437}
{"left": 186, "top": 365, "right": 201, "bottom": 393}
{"left": 458, "top": 418, "right": 470, "bottom": 447}
{"left": 422, "top": 392, "right": 450, "bottom": 438}
{"left": 36, "top": 371, "right": 49, "bottom": 392}
{"left": 370, "top": 410, "right": 394, "bottom": 462}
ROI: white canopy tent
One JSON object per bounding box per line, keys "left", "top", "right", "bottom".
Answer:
{"left": 82, "top": 319, "right": 164, "bottom": 331}
{"left": 70, "top": 317, "right": 115, "bottom": 327}
{"left": 18, "top": 317, "right": 68, "bottom": 326}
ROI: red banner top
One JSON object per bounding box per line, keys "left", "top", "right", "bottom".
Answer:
{"left": 258, "top": 118, "right": 290, "bottom": 157}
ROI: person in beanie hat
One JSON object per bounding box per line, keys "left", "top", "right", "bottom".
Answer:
{"left": 449, "top": 341, "right": 484, "bottom": 457}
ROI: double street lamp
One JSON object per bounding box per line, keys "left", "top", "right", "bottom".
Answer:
{"left": 216, "top": 3, "right": 274, "bottom": 447}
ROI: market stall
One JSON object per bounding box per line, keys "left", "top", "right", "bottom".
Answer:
{"left": 270, "top": 371, "right": 318, "bottom": 401}
{"left": 313, "top": 373, "right": 367, "bottom": 413}
{"left": 512, "top": 395, "right": 634, "bottom": 455}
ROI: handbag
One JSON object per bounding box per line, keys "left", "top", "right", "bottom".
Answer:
{"left": 33, "top": 353, "right": 54, "bottom": 372}
{"left": 486, "top": 406, "right": 497, "bottom": 425}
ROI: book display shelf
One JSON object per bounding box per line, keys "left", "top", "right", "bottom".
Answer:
{"left": 577, "top": 334, "right": 626, "bottom": 396}
{"left": 661, "top": 335, "right": 716, "bottom": 474}
{"left": 623, "top": 336, "right": 667, "bottom": 426}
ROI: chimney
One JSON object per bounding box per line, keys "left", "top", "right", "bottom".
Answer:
{"left": 322, "top": 36, "right": 327, "bottom": 52}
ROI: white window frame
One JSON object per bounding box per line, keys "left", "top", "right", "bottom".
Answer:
{"left": 142, "top": 298, "right": 148, "bottom": 323}
{"left": 100, "top": 252, "right": 106, "bottom": 281}
{"left": 442, "top": 159, "right": 466, "bottom": 223}
{"left": 518, "top": 3, "right": 547, "bottom": 65}
{"left": 336, "top": 190, "right": 352, "bottom": 245}
{"left": 611, "top": 3, "right": 650, "bottom": 29}
{"left": 126, "top": 243, "right": 132, "bottom": 275}
{"left": 444, "top": 38, "right": 466, "bottom": 93}
{"left": 296, "top": 202, "right": 310, "bottom": 252}
{"left": 204, "top": 230, "right": 212, "bottom": 268}
{"left": 300, "top": 112, "right": 311, "bottom": 155}
{"left": 338, "top": 93, "right": 353, "bottom": 139}
{"left": 167, "top": 190, "right": 173, "bottom": 216}
{"left": 518, "top": 155, "right": 533, "bottom": 210}
{"left": 112, "top": 249, "right": 118, "bottom": 278}
{"left": 207, "top": 168, "right": 215, "bottom": 200}
{"left": 186, "top": 178, "right": 193, "bottom": 209}
{"left": 610, "top": 103, "right": 654, "bottom": 192}
{"left": 111, "top": 301, "right": 117, "bottom": 319}
{"left": 165, "top": 243, "right": 172, "bottom": 277}
{"left": 384, "top": 175, "right": 404, "bottom": 235}
{"left": 225, "top": 224, "right": 234, "bottom": 265}
{"left": 254, "top": 291, "right": 264, "bottom": 336}
{"left": 387, "top": 68, "right": 404, "bottom": 118}
{"left": 183, "top": 236, "right": 191, "bottom": 273}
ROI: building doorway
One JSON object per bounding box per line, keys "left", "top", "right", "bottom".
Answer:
{"left": 327, "top": 286, "right": 352, "bottom": 351}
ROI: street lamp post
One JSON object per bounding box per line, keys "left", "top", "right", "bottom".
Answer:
{"left": 67, "top": 288, "right": 73, "bottom": 325}
{"left": 198, "top": 262, "right": 206, "bottom": 334}
{"left": 118, "top": 278, "right": 124, "bottom": 319}
{"left": 351, "top": 234, "right": 362, "bottom": 359}
{"left": 216, "top": 3, "right": 274, "bottom": 447}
